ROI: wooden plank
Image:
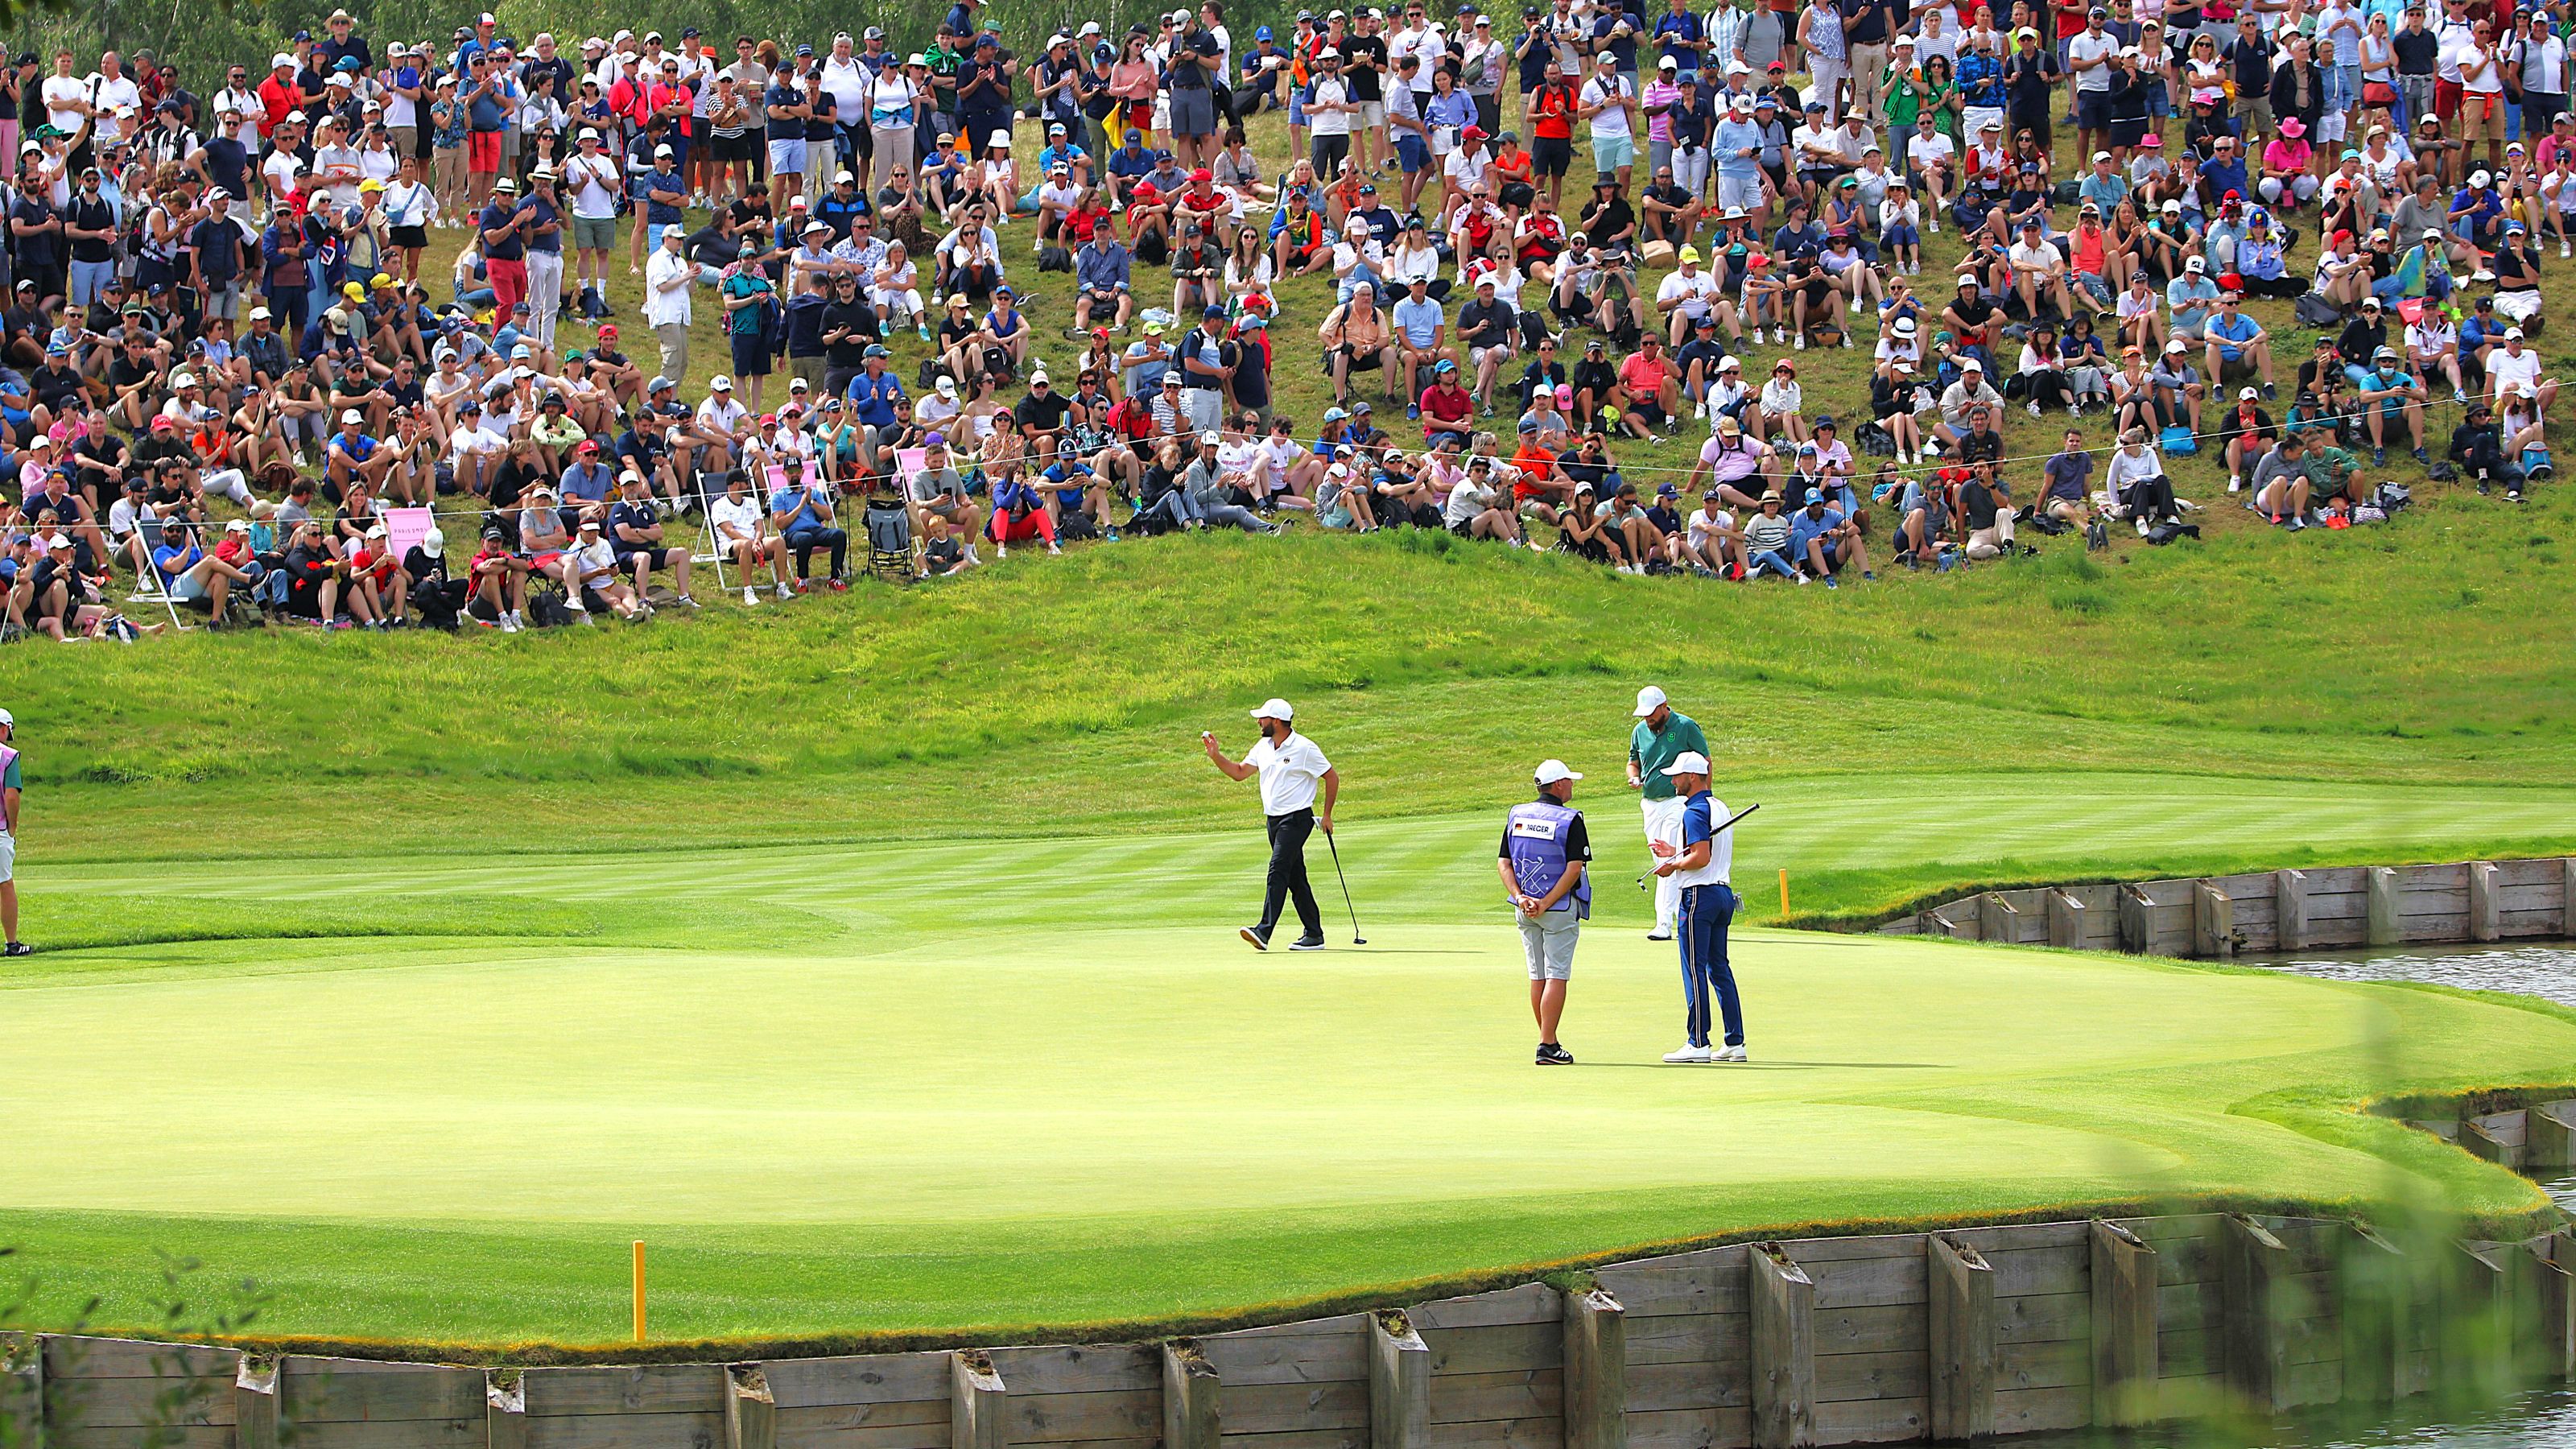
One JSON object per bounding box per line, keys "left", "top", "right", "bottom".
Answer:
{"left": 1804, "top": 1399, "right": 1922, "bottom": 1446}
{"left": 1595, "top": 1251, "right": 1748, "bottom": 1320}
{"left": 951, "top": 1353, "right": 1005, "bottom": 1449}
{"left": 282, "top": 1359, "right": 486, "bottom": 1423}
{"left": 1561, "top": 1290, "right": 1624, "bottom": 1449}
{"left": 1621, "top": 1362, "right": 1746, "bottom": 1417}
{"left": 1414, "top": 1287, "right": 1561, "bottom": 1332}
{"left": 1420, "top": 1326, "right": 1559, "bottom": 1378}
{"left": 1978, "top": 1248, "right": 2087, "bottom": 1300}
{"left": 1993, "top": 1293, "right": 2087, "bottom": 1347}
{"left": 41, "top": 1340, "right": 239, "bottom": 1384}
{"left": 2091, "top": 1220, "right": 2159, "bottom": 1429}
{"left": 1165, "top": 1344, "right": 1221, "bottom": 1449}
{"left": 2368, "top": 868, "right": 2401, "bottom": 946}
{"left": 2046, "top": 890, "right": 2084, "bottom": 949}
{"left": 1621, "top": 1315, "right": 1746, "bottom": 1369}
{"left": 1806, "top": 1352, "right": 1920, "bottom": 1406}
{"left": 522, "top": 1367, "right": 727, "bottom": 1418}
{"left": 1990, "top": 1386, "right": 2088, "bottom": 1436}
{"left": 1200, "top": 1382, "right": 1362, "bottom": 1439}
{"left": 1220, "top": 1430, "right": 1369, "bottom": 1449}
{"left": 1369, "top": 1314, "right": 1430, "bottom": 1449}
{"left": 2221, "top": 1216, "right": 2294, "bottom": 1414}
{"left": 762, "top": 1357, "right": 950, "bottom": 1411}
{"left": 1422, "top": 1417, "right": 1560, "bottom": 1449}
{"left": 730, "top": 1369, "right": 779, "bottom": 1449}
{"left": 774, "top": 1400, "right": 949, "bottom": 1449}
{"left": 1196, "top": 1333, "right": 1366, "bottom": 1389}
{"left": 1810, "top": 1307, "right": 1920, "bottom": 1358}
{"left": 2470, "top": 861, "right": 2503, "bottom": 941}
{"left": 2446, "top": 1245, "right": 2515, "bottom": 1396}
{"left": 1926, "top": 1236, "right": 1994, "bottom": 1443}
{"left": 1426, "top": 1373, "right": 1560, "bottom": 1426}
{"left": 1005, "top": 1389, "right": 1158, "bottom": 1445}
{"left": 486, "top": 1373, "right": 526, "bottom": 1449}
{"left": 233, "top": 1360, "right": 277, "bottom": 1449}
{"left": 523, "top": 1412, "right": 724, "bottom": 1449}
{"left": 2566, "top": 857, "right": 2576, "bottom": 936}
{"left": 981, "top": 1349, "right": 1154, "bottom": 1397}
{"left": 1746, "top": 1248, "right": 1812, "bottom": 1449}
{"left": 281, "top": 1420, "right": 481, "bottom": 1449}
{"left": 1617, "top": 1407, "right": 1749, "bottom": 1449}
{"left": 1993, "top": 1340, "right": 2087, "bottom": 1393}
{"left": 47, "top": 1427, "right": 234, "bottom": 1449}
{"left": 1790, "top": 1257, "right": 1926, "bottom": 1315}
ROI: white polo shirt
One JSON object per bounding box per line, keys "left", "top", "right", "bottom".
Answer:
{"left": 1246, "top": 730, "right": 1331, "bottom": 815}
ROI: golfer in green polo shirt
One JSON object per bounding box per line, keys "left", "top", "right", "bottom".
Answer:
{"left": 1626, "top": 685, "right": 1708, "bottom": 942}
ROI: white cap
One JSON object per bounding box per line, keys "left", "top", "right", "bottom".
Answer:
{"left": 0, "top": 708, "right": 14, "bottom": 729}
{"left": 45, "top": 533, "right": 70, "bottom": 550}
{"left": 711, "top": 374, "right": 734, "bottom": 391}
{"left": 1250, "top": 697, "right": 1294, "bottom": 721}
{"left": 2238, "top": 386, "right": 2258, "bottom": 400}
{"left": 2185, "top": 256, "right": 2207, "bottom": 273}
{"left": 2505, "top": 326, "right": 2525, "bottom": 340}
{"left": 1633, "top": 684, "right": 1668, "bottom": 717}
{"left": 1662, "top": 750, "right": 1712, "bottom": 778}
{"left": 341, "top": 409, "right": 365, "bottom": 424}
{"left": 1534, "top": 759, "right": 1583, "bottom": 786}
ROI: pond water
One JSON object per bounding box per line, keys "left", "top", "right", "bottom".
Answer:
{"left": 2009, "top": 1391, "right": 2576, "bottom": 1448}
{"left": 2248, "top": 941, "right": 2576, "bottom": 1009}
{"left": 2028, "top": 940, "right": 2576, "bottom": 1447}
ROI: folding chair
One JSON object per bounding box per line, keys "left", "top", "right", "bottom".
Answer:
{"left": 124, "top": 518, "right": 191, "bottom": 631}
{"left": 692, "top": 470, "right": 731, "bottom": 590}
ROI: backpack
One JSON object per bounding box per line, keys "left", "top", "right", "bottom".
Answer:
{"left": 2293, "top": 291, "right": 2342, "bottom": 328}
{"left": 2159, "top": 423, "right": 2198, "bottom": 456}
{"left": 2145, "top": 520, "right": 2201, "bottom": 544}
{"left": 1038, "top": 244, "right": 1073, "bottom": 273}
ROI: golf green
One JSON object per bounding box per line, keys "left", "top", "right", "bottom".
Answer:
{"left": 6, "top": 788, "right": 2574, "bottom": 1352}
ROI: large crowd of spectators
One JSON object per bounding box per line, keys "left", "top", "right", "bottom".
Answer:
{"left": 0, "top": 0, "right": 2556, "bottom": 636}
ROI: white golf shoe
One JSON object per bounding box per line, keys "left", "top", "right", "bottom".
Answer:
{"left": 1662, "top": 1043, "right": 1713, "bottom": 1063}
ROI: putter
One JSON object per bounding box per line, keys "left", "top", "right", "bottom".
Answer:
{"left": 1637, "top": 803, "right": 1761, "bottom": 889}
{"left": 1325, "top": 830, "right": 1366, "bottom": 945}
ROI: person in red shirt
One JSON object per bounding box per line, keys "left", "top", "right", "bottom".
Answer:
{"left": 1420, "top": 359, "right": 1475, "bottom": 444}
{"left": 1527, "top": 60, "right": 1581, "bottom": 207}
{"left": 1616, "top": 336, "right": 1681, "bottom": 439}
{"left": 256, "top": 54, "right": 308, "bottom": 142}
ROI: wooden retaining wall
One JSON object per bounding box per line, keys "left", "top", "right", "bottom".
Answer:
{"left": 1876, "top": 857, "right": 2576, "bottom": 959}
{"left": 8, "top": 1211, "right": 2571, "bottom": 1449}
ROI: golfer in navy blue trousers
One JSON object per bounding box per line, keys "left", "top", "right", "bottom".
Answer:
{"left": 1649, "top": 751, "right": 1745, "bottom": 1063}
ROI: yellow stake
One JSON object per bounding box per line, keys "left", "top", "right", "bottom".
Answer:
{"left": 632, "top": 1240, "right": 646, "bottom": 1344}
{"left": 1778, "top": 868, "right": 1790, "bottom": 920}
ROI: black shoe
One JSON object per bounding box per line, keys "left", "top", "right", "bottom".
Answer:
{"left": 1536, "top": 1042, "right": 1575, "bottom": 1065}
{"left": 2, "top": 941, "right": 30, "bottom": 956}
{"left": 1240, "top": 925, "right": 1272, "bottom": 951}
{"left": 1288, "top": 932, "right": 1327, "bottom": 950}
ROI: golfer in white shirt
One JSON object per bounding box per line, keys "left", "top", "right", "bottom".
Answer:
{"left": 1204, "top": 697, "right": 1340, "bottom": 951}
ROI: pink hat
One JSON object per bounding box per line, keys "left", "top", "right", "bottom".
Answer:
{"left": 1553, "top": 382, "right": 1574, "bottom": 407}
{"left": 2140, "top": 132, "right": 2161, "bottom": 147}
{"left": 2279, "top": 117, "right": 2306, "bottom": 138}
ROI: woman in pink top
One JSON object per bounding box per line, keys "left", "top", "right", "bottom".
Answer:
{"left": 2259, "top": 118, "right": 2318, "bottom": 210}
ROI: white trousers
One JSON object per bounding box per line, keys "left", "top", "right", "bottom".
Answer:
{"left": 526, "top": 249, "right": 565, "bottom": 346}
{"left": 1642, "top": 794, "right": 1687, "bottom": 932}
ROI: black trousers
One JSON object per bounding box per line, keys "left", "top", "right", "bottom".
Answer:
{"left": 1261, "top": 807, "right": 1323, "bottom": 937}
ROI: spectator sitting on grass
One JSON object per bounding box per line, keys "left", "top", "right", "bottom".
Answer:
{"left": 1787, "top": 489, "right": 1870, "bottom": 586}
{"left": 2038, "top": 431, "right": 2095, "bottom": 527}
{"left": 1740, "top": 490, "right": 1799, "bottom": 580}
{"left": 2251, "top": 430, "right": 2314, "bottom": 529}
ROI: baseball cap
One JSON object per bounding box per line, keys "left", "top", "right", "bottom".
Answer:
{"left": 1662, "top": 751, "right": 1711, "bottom": 778}
{"left": 1250, "top": 698, "right": 1295, "bottom": 721}
{"left": 1633, "top": 685, "right": 1668, "bottom": 717}
{"left": 1534, "top": 760, "right": 1583, "bottom": 786}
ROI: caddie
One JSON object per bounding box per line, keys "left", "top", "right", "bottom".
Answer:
{"left": 1496, "top": 758, "right": 1591, "bottom": 1066}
